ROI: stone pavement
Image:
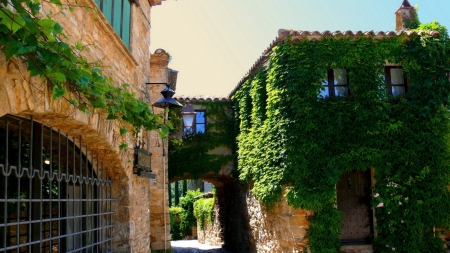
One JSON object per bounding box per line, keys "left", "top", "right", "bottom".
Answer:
{"left": 171, "top": 240, "right": 231, "bottom": 253}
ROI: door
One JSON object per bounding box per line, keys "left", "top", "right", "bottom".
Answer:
{"left": 337, "top": 170, "right": 373, "bottom": 245}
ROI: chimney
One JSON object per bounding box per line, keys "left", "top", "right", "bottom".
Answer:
{"left": 395, "top": 0, "right": 416, "bottom": 32}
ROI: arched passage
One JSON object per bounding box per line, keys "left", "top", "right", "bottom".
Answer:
{"left": 169, "top": 174, "right": 252, "bottom": 252}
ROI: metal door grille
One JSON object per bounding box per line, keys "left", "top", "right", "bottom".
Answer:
{"left": 0, "top": 115, "right": 114, "bottom": 252}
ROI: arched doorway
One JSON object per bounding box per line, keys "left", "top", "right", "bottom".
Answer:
{"left": 0, "top": 115, "right": 113, "bottom": 252}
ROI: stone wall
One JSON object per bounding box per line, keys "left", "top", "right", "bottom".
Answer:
{"left": 197, "top": 198, "right": 223, "bottom": 247}
{"left": 0, "top": 0, "right": 166, "bottom": 252}
{"left": 149, "top": 50, "right": 172, "bottom": 251}
{"left": 244, "top": 186, "right": 312, "bottom": 253}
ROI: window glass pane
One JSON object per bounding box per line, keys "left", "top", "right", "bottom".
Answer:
{"left": 196, "top": 111, "right": 205, "bottom": 124}
{"left": 319, "top": 86, "right": 329, "bottom": 98}
{"left": 334, "top": 69, "right": 347, "bottom": 85}
{"left": 390, "top": 68, "right": 404, "bottom": 85}
{"left": 335, "top": 86, "right": 348, "bottom": 96}
{"left": 392, "top": 86, "right": 406, "bottom": 97}
{"left": 196, "top": 124, "right": 205, "bottom": 133}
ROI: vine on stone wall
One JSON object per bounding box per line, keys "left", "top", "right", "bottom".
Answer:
{"left": 0, "top": 0, "right": 165, "bottom": 145}
{"left": 168, "top": 101, "right": 235, "bottom": 180}
{"left": 194, "top": 195, "right": 215, "bottom": 231}
{"left": 234, "top": 27, "right": 450, "bottom": 252}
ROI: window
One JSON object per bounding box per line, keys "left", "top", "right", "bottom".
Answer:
{"left": 195, "top": 110, "right": 206, "bottom": 133}
{"left": 385, "top": 67, "right": 407, "bottom": 97}
{"left": 320, "top": 69, "right": 349, "bottom": 97}
{"left": 94, "top": 0, "right": 132, "bottom": 49}
{"left": 0, "top": 115, "right": 113, "bottom": 252}
{"left": 182, "top": 110, "right": 206, "bottom": 134}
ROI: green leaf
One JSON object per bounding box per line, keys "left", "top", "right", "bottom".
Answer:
{"left": 106, "top": 114, "right": 118, "bottom": 120}
{"left": 159, "top": 125, "right": 169, "bottom": 138}
{"left": 0, "top": 8, "right": 25, "bottom": 34}
{"left": 52, "top": 84, "right": 66, "bottom": 100}
{"left": 38, "top": 18, "right": 57, "bottom": 38}
{"left": 49, "top": 0, "right": 62, "bottom": 6}
{"left": 119, "top": 143, "right": 128, "bottom": 150}
{"left": 48, "top": 72, "right": 66, "bottom": 84}
{"left": 119, "top": 128, "right": 127, "bottom": 135}
{"left": 4, "top": 41, "right": 36, "bottom": 61}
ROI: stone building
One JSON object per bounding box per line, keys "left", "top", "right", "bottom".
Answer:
{"left": 0, "top": 0, "right": 175, "bottom": 252}
{"left": 227, "top": 1, "right": 450, "bottom": 253}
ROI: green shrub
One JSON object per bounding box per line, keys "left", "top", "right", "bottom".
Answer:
{"left": 193, "top": 197, "right": 215, "bottom": 230}
{"left": 169, "top": 206, "right": 183, "bottom": 240}
{"left": 178, "top": 189, "right": 202, "bottom": 238}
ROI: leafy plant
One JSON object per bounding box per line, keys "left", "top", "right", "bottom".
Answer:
{"left": 168, "top": 101, "right": 235, "bottom": 180}
{"left": 234, "top": 22, "right": 450, "bottom": 252}
{"left": 0, "top": 0, "right": 163, "bottom": 143}
{"left": 193, "top": 196, "right": 215, "bottom": 231}
{"left": 178, "top": 189, "right": 202, "bottom": 237}
{"left": 169, "top": 206, "right": 183, "bottom": 240}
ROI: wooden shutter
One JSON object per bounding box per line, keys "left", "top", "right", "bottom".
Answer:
{"left": 122, "top": 0, "right": 131, "bottom": 49}
{"left": 113, "top": 0, "right": 122, "bottom": 35}
{"left": 102, "top": 0, "right": 113, "bottom": 25}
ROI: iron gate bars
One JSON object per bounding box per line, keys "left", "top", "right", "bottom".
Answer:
{"left": 0, "top": 115, "right": 114, "bottom": 253}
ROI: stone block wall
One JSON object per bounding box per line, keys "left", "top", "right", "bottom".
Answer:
{"left": 197, "top": 198, "right": 223, "bottom": 247}
{"left": 0, "top": 0, "right": 168, "bottom": 252}
{"left": 244, "top": 188, "right": 312, "bottom": 253}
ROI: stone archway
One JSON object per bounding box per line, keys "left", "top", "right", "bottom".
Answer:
{"left": 0, "top": 55, "right": 153, "bottom": 252}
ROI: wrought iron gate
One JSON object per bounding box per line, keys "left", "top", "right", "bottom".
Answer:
{"left": 0, "top": 115, "right": 114, "bottom": 252}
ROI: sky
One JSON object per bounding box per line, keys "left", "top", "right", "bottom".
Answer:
{"left": 149, "top": 0, "right": 450, "bottom": 97}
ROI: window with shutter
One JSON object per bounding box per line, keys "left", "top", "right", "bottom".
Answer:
{"left": 94, "top": 0, "right": 132, "bottom": 49}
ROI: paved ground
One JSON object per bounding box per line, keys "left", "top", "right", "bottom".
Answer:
{"left": 171, "top": 240, "right": 231, "bottom": 253}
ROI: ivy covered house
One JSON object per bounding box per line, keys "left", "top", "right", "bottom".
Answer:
{"left": 231, "top": 1, "right": 450, "bottom": 252}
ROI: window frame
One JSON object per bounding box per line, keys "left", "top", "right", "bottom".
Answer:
{"left": 321, "top": 69, "right": 349, "bottom": 97}
{"left": 384, "top": 66, "right": 407, "bottom": 96}
{"left": 194, "top": 110, "right": 206, "bottom": 134}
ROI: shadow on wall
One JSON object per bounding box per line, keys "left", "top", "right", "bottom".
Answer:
{"left": 214, "top": 176, "right": 256, "bottom": 253}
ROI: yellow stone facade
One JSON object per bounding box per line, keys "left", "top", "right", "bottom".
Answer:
{"left": 0, "top": 0, "right": 172, "bottom": 252}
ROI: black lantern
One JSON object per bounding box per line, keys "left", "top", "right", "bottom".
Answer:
{"left": 152, "top": 83, "right": 183, "bottom": 109}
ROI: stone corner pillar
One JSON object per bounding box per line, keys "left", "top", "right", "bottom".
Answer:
{"left": 148, "top": 48, "right": 171, "bottom": 251}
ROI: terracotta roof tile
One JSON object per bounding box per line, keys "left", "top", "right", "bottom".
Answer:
{"left": 175, "top": 95, "right": 230, "bottom": 102}
{"left": 228, "top": 29, "right": 440, "bottom": 98}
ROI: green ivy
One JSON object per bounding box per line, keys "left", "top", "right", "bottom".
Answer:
{"left": 0, "top": 0, "right": 164, "bottom": 143}
{"left": 168, "top": 101, "right": 235, "bottom": 180}
{"left": 178, "top": 189, "right": 202, "bottom": 237}
{"left": 169, "top": 206, "right": 183, "bottom": 240}
{"left": 234, "top": 27, "right": 450, "bottom": 252}
{"left": 193, "top": 195, "right": 215, "bottom": 231}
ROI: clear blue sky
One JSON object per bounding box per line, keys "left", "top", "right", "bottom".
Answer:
{"left": 150, "top": 0, "right": 450, "bottom": 97}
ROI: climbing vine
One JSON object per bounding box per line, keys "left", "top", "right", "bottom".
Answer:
{"left": 234, "top": 26, "right": 450, "bottom": 252}
{"left": 168, "top": 101, "right": 235, "bottom": 180}
{"left": 0, "top": 0, "right": 165, "bottom": 143}
{"left": 193, "top": 194, "right": 215, "bottom": 231}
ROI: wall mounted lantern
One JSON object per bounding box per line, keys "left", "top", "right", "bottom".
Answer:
{"left": 151, "top": 83, "right": 184, "bottom": 109}
{"left": 181, "top": 103, "right": 196, "bottom": 133}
